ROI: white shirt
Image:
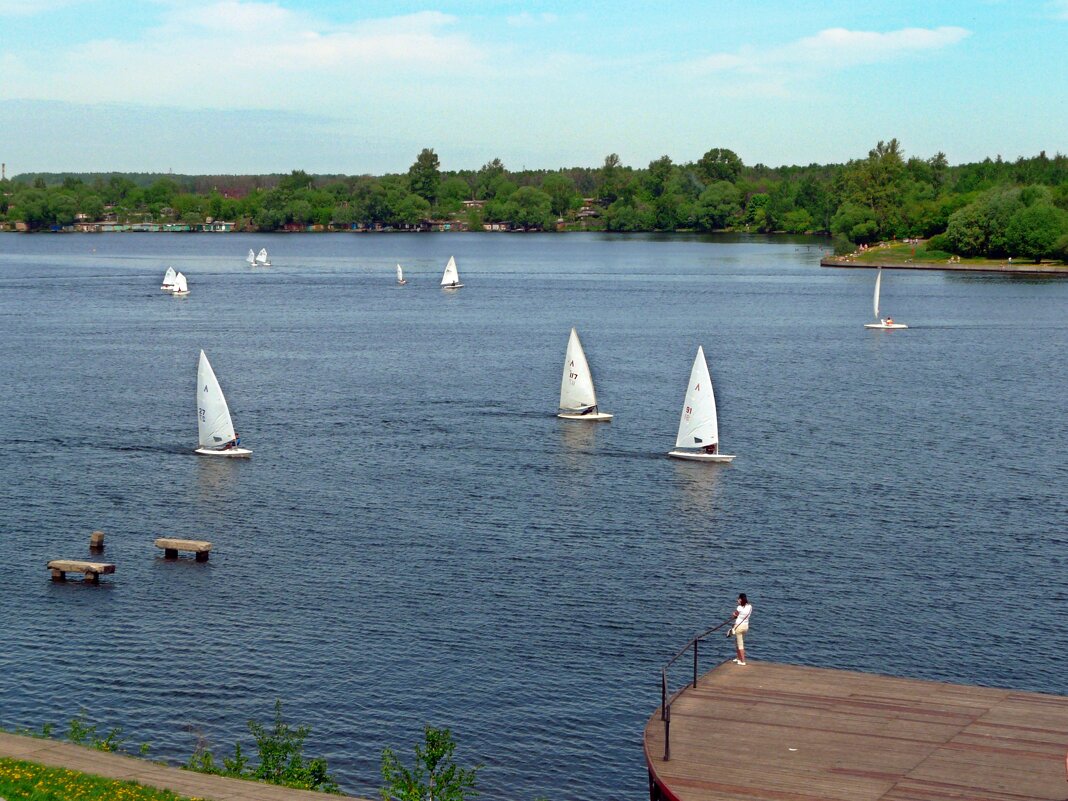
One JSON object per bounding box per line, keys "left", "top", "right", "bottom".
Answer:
{"left": 735, "top": 603, "right": 752, "bottom": 627}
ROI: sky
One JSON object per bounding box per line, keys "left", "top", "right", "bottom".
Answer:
{"left": 0, "top": 0, "right": 1066, "bottom": 175}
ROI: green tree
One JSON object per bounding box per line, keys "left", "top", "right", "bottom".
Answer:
{"left": 510, "top": 186, "right": 553, "bottom": 229}
{"left": 541, "top": 173, "right": 579, "bottom": 216}
{"left": 696, "top": 148, "right": 743, "bottom": 184}
{"left": 381, "top": 726, "right": 480, "bottom": 801}
{"left": 696, "top": 181, "right": 741, "bottom": 229}
{"left": 408, "top": 148, "right": 441, "bottom": 204}
{"left": 1004, "top": 204, "right": 1068, "bottom": 262}
{"left": 830, "top": 202, "right": 878, "bottom": 243}
{"left": 279, "top": 170, "right": 313, "bottom": 193}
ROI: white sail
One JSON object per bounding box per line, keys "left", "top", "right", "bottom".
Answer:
{"left": 440, "top": 255, "right": 460, "bottom": 286}
{"left": 246, "top": 248, "right": 255, "bottom": 265}
{"left": 396, "top": 264, "right": 405, "bottom": 283}
{"left": 256, "top": 248, "right": 269, "bottom": 265}
{"left": 675, "top": 346, "right": 719, "bottom": 449}
{"left": 161, "top": 266, "right": 177, "bottom": 289}
{"left": 873, "top": 269, "right": 882, "bottom": 320}
{"left": 172, "top": 272, "right": 188, "bottom": 293}
{"left": 196, "top": 350, "right": 237, "bottom": 449}
{"left": 559, "top": 328, "right": 598, "bottom": 412}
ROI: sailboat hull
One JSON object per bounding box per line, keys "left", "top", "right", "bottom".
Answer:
{"left": 195, "top": 447, "right": 252, "bottom": 458}
{"left": 442, "top": 283, "right": 464, "bottom": 289}
{"left": 397, "top": 280, "right": 407, "bottom": 285}
{"left": 558, "top": 411, "right": 613, "bottom": 421}
{"left": 668, "top": 449, "right": 735, "bottom": 463}
{"left": 864, "top": 323, "right": 908, "bottom": 329}
{"left": 170, "top": 290, "right": 189, "bottom": 297}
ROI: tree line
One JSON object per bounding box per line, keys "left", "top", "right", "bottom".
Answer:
{"left": 4, "top": 140, "right": 1068, "bottom": 261}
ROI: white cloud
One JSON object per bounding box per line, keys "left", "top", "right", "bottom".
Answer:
{"left": 685, "top": 25, "right": 971, "bottom": 86}
{"left": 17, "top": 3, "right": 486, "bottom": 111}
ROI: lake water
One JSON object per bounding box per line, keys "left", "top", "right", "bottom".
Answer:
{"left": 1, "top": 232, "right": 1066, "bottom": 800}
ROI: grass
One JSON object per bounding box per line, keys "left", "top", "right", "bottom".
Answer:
{"left": 0, "top": 757, "right": 205, "bottom": 801}
{"left": 834, "top": 239, "right": 1066, "bottom": 268}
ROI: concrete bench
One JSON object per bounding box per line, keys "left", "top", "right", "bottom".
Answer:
{"left": 48, "top": 560, "right": 115, "bottom": 584}
{"left": 155, "top": 538, "right": 212, "bottom": 562}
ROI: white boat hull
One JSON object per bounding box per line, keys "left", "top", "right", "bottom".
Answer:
{"left": 171, "top": 290, "right": 189, "bottom": 297}
{"left": 864, "top": 323, "right": 908, "bottom": 329}
{"left": 442, "top": 283, "right": 464, "bottom": 289}
{"left": 161, "top": 285, "right": 174, "bottom": 292}
{"left": 668, "top": 449, "right": 735, "bottom": 463}
{"left": 195, "top": 447, "right": 252, "bottom": 458}
{"left": 558, "top": 411, "right": 613, "bottom": 421}
{"left": 397, "top": 280, "right": 407, "bottom": 285}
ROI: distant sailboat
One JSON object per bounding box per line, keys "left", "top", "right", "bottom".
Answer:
{"left": 396, "top": 264, "right": 407, "bottom": 285}
{"left": 255, "top": 248, "right": 271, "bottom": 267}
{"left": 170, "top": 272, "right": 190, "bottom": 297}
{"left": 440, "top": 255, "right": 463, "bottom": 289}
{"left": 246, "top": 248, "right": 256, "bottom": 266}
{"left": 864, "top": 269, "right": 908, "bottom": 329}
{"left": 558, "top": 328, "right": 612, "bottom": 421}
{"left": 667, "top": 346, "right": 735, "bottom": 463}
{"left": 195, "top": 350, "right": 251, "bottom": 458}
{"left": 161, "top": 266, "right": 177, "bottom": 291}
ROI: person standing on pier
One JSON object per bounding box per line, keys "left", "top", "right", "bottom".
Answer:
{"left": 730, "top": 593, "right": 752, "bottom": 666}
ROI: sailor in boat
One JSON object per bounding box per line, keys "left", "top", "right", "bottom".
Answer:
{"left": 885, "top": 316, "right": 894, "bottom": 326}
{"left": 222, "top": 432, "right": 241, "bottom": 450}
{"left": 703, "top": 444, "right": 718, "bottom": 455}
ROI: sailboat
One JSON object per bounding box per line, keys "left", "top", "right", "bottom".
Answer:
{"left": 170, "top": 272, "right": 190, "bottom": 297}
{"left": 667, "top": 346, "right": 735, "bottom": 463}
{"left": 161, "top": 266, "right": 177, "bottom": 291}
{"left": 255, "top": 247, "right": 271, "bottom": 267}
{"left": 864, "top": 269, "right": 908, "bottom": 329}
{"left": 558, "top": 328, "right": 612, "bottom": 421}
{"left": 195, "top": 350, "right": 251, "bottom": 458}
{"left": 440, "top": 255, "right": 463, "bottom": 289}
{"left": 246, "top": 248, "right": 256, "bottom": 266}
{"left": 396, "top": 264, "right": 407, "bottom": 285}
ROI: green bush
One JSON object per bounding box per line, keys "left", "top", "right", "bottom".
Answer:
{"left": 381, "top": 726, "right": 481, "bottom": 801}
{"left": 186, "top": 700, "right": 339, "bottom": 794}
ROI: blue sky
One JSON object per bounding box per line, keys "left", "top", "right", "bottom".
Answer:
{"left": 1, "top": 0, "right": 1066, "bottom": 174}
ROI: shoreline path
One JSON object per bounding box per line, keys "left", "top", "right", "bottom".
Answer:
{"left": 0, "top": 731, "right": 369, "bottom": 801}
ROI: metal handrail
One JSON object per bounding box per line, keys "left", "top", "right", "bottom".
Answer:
{"left": 658, "top": 619, "right": 733, "bottom": 761}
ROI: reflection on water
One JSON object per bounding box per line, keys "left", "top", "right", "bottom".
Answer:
{"left": 195, "top": 455, "right": 242, "bottom": 503}
{"left": 672, "top": 459, "right": 725, "bottom": 519}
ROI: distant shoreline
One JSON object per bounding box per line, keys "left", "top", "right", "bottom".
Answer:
{"left": 820, "top": 256, "right": 1068, "bottom": 275}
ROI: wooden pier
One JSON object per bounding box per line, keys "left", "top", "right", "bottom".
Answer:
{"left": 645, "top": 661, "right": 1068, "bottom": 801}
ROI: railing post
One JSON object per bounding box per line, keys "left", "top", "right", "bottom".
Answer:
{"left": 693, "top": 637, "right": 699, "bottom": 688}
{"left": 661, "top": 669, "right": 667, "bottom": 720}
{"left": 663, "top": 700, "right": 671, "bottom": 761}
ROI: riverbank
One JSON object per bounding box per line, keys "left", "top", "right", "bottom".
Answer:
{"left": 821, "top": 239, "right": 1068, "bottom": 274}
{"left": 0, "top": 732, "right": 366, "bottom": 801}
{"left": 821, "top": 256, "right": 1068, "bottom": 274}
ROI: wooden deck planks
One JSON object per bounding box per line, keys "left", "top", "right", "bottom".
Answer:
{"left": 645, "top": 662, "right": 1068, "bottom": 801}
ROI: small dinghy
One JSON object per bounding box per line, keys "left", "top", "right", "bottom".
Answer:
{"left": 255, "top": 247, "right": 271, "bottom": 267}
{"left": 558, "top": 327, "right": 612, "bottom": 421}
{"left": 195, "top": 350, "right": 251, "bottom": 458}
{"left": 170, "top": 272, "right": 190, "bottom": 297}
{"left": 246, "top": 248, "right": 256, "bottom": 267}
{"left": 863, "top": 269, "right": 908, "bottom": 329}
{"left": 396, "top": 264, "right": 408, "bottom": 285}
{"left": 440, "top": 255, "right": 463, "bottom": 289}
{"left": 161, "top": 266, "right": 177, "bottom": 291}
{"left": 667, "top": 345, "right": 735, "bottom": 462}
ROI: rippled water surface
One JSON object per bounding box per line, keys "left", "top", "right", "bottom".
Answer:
{"left": 1, "top": 233, "right": 1066, "bottom": 799}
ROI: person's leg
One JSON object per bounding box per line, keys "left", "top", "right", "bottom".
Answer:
{"left": 735, "top": 631, "right": 745, "bottom": 664}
